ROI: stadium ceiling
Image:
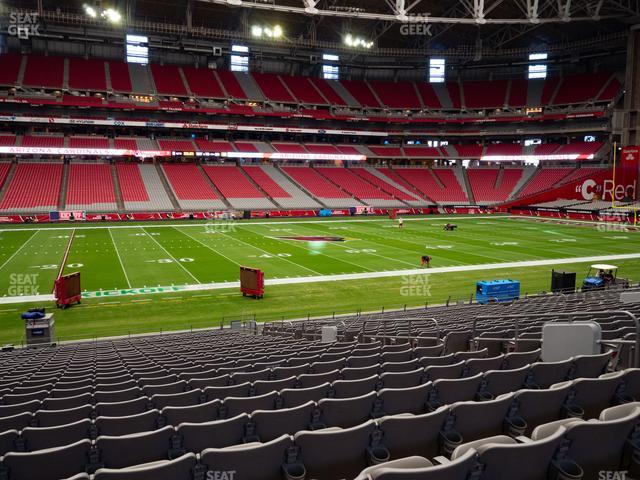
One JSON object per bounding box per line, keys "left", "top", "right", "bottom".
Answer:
{"left": 201, "top": 0, "right": 624, "bottom": 25}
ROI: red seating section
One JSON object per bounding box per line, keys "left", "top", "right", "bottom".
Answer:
{"left": 368, "top": 146, "right": 403, "bottom": 157}
{"left": 108, "top": 62, "right": 133, "bottom": 92}
{"left": 350, "top": 169, "right": 415, "bottom": 201}
{"left": 162, "top": 164, "right": 218, "bottom": 200}
{"left": 272, "top": 143, "right": 307, "bottom": 154}
{"left": 468, "top": 168, "right": 523, "bottom": 202}
{"left": 598, "top": 77, "right": 622, "bottom": 102}
{"left": 0, "top": 163, "right": 10, "bottom": 189}
{"left": 498, "top": 169, "right": 525, "bottom": 200}
{"left": 415, "top": 83, "right": 442, "bottom": 109}
{"left": 151, "top": 65, "right": 187, "bottom": 96}
{"left": 195, "top": 140, "right": 234, "bottom": 152}
{"left": 304, "top": 145, "right": 341, "bottom": 154}
{"left": 555, "top": 142, "right": 604, "bottom": 159}
{"left": 484, "top": 144, "right": 524, "bottom": 157}
{"left": 464, "top": 80, "right": 508, "bottom": 109}
{"left": 182, "top": 67, "right": 225, "bottom": 98}
{"left": 68, "top": 58, "right": 106, "bottom": 91}
{"left": 203, "top": 166, "right": 265, "bottom": 199}
{"left": 0, "top": 135, "right": 16, "bottom": 146}
{"left": 519, "top": 168, "right": 575, "bottom": 197}
{"left": 234, "top": 142, "right": 260, "bottom": 153}
{"left": 534, "top": 144, "right": 560, "bottom": 155}
{"left": 432, "top": 169, "right": 469, "bottom": 202}
{"left": 446, "top": 83, "right": 462, "bottom": 109}
{"left": 403, "top": 147, "right": 442, "bottom": 157}
{"left": 377, "top": 168, "right": 428, "bottom": 199}
{"left": 508, "top": 79, "right": 529, "bottom": 107}
{"left": 0, "top": 54, "right": 22, "bottom": 86}
{"left": 22, "top": 136, "right": 64, "bottom": 148}
{"left": 316, "top": 168, "right": 393, "bottom": 200}
{"left": 69, "top": 137, "right": 110, "bottom": 149}
{"left": 66, "top": 164, "right": 116, "bottom": 205}
{"left": 309, "top": 79, "right": 347, "bottom": 106}
{"left": 558, "top": 167, "right": 606, "bottom": 184}
{"left": 280, "top": 76, "right": 326, "bottom": 104}
{"left": 252, "top": 73, "right": 294, "bottom": 103}
{"left": 340, "top": 80, "right": 381, "bottom": 108}
{"left": 454, "top": 145, "right": 484, "bottom": 158}
{"left": 216, "top": 71, "right": 247, "bottom": 99}
{"left": 394, "top": 168, "right": 468, "bottom": 203}
{"left": 282, "top": 167, "right": 350, "bottom": 198}
{"left": 0, "top": 163, "right": 63, "bottom": 210}
{"left": 116, "top": 164, "right": 149, "bottom": 202}
{"left": 157, "top": 140, "right": 196, "bottom": 151}
{"left": 368, "top": 81, "right": 421, "bottom": 109}
{"left": 242, "top": 167, "right": 291, "bottom": 198}
{"left": 540, "top": 77, "right": 561, "bottom": 106}
{"left": 23, "top": 56, "right": 64, "bottom": 88}
{"left": 553, "top": 73, "right": 612, "bottom": 105}
{"left": 114, "top": 139, "right": 139, "bottom": 151}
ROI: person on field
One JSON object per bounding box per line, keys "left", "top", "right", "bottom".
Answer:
{"left": 398, "top": 218, "right": 404, "bottom": 229}
{"left": 421, "top": 254, "right": 431, "bottom": 268}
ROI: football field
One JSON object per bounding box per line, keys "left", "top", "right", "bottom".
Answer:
{"left": 0, "top": 215, "right": 638, "bottom": 300}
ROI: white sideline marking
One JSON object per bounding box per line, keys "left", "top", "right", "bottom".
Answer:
{"left": 2, "top": 251, "right": 640, "bottom": 305}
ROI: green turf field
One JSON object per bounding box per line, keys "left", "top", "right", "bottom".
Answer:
{"left": 0, "top": 215, "right": 638, "bottom": 344}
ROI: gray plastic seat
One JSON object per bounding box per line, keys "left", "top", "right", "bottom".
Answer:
{"left": 1, "top": 439, "right": 91, "bottom": 480}
{"left": 429, "top": 374, "right": 483, "bottom": 409}
{"left": 201, "top": 435, "right": 293, "bottom": 480}
{"left": 95, "top": 409, "right": 160, "bottom": 436}
{"left": 188, "top": 374, "right": 230, "bottom": 389}
{"left": 507, "top": 383, "right": 573, "bottom": 435}
{"left": 527, "top": 359, "right": 573, "bottom": 388}
{"left": 381, "top": 350, "right": 413, "bottom": 363}
{"left": 0, "top": 429, "right": 18, "bottom": 456}
{"left": 502, "top": 349, "right": 541, "bottom": 370}
{"left": 94, "top": 387, "right": 141, "bottom": 404}
{"left": 0, "top": 400, "right": 42, "bottom": 417}
{"left": 93, "top": 452, "right": 197, "bottom": 480}
{"left": 342, "top": 365, "right": 380, "bottom": 380}
{"left": 561, "top": 402, "right": 640, "bottom": 478}
{"left": 459, "top": 427, "right": 568, "bottom": 480}
{"left": 480, "top": 366, "right": 530, "bottom": 399}
{"left": 43, "top": 393, "right": 93, "bottom": 411}
{"left": 380, "top": 369, "right": 424, "bottom": 389}
{"left": 151, "top": 389, "right": 202, "bottom": 409}
{"left": 280, "top": 383, "right": 331, "bottom": 408}
{"left": 22, "top": 419, "right": 92, "bottom": 451}
{"left": 253, "top": 376, "right": 297, "bottom": 395}
{"left": 178, "top": 413, "right": 250, "bottom": 452}
{"left": 382, "top": 359, "right": 420, "bottom": 373}
{"left": 222, "top": 391, "right": 278, "bottom": 418}
{"left": 232, "top": 369, "right": 272, "bottom": 384}
{"left": 423, "top": 361, "right": 465, "bottom": 382}
{"left": 357, "top": 449, "right": 476, "bottom": 480}
{"left": 294, "top": 420, "right": 380, "bottom": 480}
{"left": 418, "top": 355, "right": 455, "bottom": 368}
{"left": 162, "top": 399, "right": 221, "bottom": 426}
{"left": 34, "top": 405, "right": 94, "bottom": 427}
{"left": 317, "top": 391, "right": 377, "bottom": 428}
{"left": 272, "top": 364, "right": 309, "bottom": 379}
{"left": 378, "top": 382, "right": 432, "bottom": 416}
{"left": 332, "top": 375, "right": 379, "bottom": 399}
{"left": 378, "top": 407, "right": 449, "bottom": 460}
{"left": 464, "top": 355, "right": 505, "bottom": 377}
{"left": 3, "top": 391, "right": 49, "bottom": 405}
{"left": 0, "top": 412, "right": 33, "bottom": 433}
{"left": 454, "top": 349, "right": 489, "bottom": 362}
{"left": 204, "top": 382, "right": 251, "bottom": 402}
{"left": 347, "top": 354, "right": 382, "bottom": 368}
{"left": 562, "top": 373, "right": 624, "bottom": 419}
{"left": 94, "top": 397, "right": 149, "bottom": 417}
{"left": 298, "top": 370, "right": 341, "bottom": 388}
{"left": 570, "top": 352, "right": 612, "bottom": 379}
{"left": 96, "top": 425, "right": 176, "bottom": 469}
{"left": 446, "top": 394, "right": 514, "bottom": 446}
{"left": 251, "top": 401, "right": 315, "bottom": 442}
{"left": 141, "top": 380, "right": 187, "bottom": 397}
{"left": 310, "top": 359, "right": 346, "bottom": 374}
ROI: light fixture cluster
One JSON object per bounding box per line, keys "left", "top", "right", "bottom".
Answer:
{"left": 344, "top": 34, "right": 373, "bottom": 49}
{"left": 83, "top": 4, "right": 122, "bottom": 23}
{"left": 251, "top": 24, "right": 283, "bottom": 39}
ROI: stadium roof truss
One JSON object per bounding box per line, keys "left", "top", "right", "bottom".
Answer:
{"left": 200, "top": 0, "right": 628, "bottom": 24}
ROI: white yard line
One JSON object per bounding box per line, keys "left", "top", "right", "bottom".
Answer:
{"left": 216, "top": 230, "right": 322, "bottom": 276}
{"left": 108, "top": 228, "right": 132, "bottom": 288}
{"left": 3, "top": 251, "right": 640, "bottom": 304}
{"left": 0, "top": 230, "right": 39, "bottom": 273}
{"left": 141, "top": 227, "right": 201, "bottom": 284}
{"left": 174, "top": 227, "right": 242, "bottom": 267}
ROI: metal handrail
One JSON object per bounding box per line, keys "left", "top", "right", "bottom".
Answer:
{"left": 360, "top": 317, "right": 440, "bottom": 344}
{"left": 473, "top": 310, "right": 640, "bottom": 367}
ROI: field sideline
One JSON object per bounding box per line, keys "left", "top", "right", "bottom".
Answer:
{"left": 0, "top": 214, "right": 638, "bottom": 344}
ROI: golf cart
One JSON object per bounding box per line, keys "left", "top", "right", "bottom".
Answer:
{"left": 582, "top": 264, "right": 628, "bottom": 291}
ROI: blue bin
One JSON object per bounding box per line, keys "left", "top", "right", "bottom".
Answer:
{"left": 476, "top": 280, "right": 520, "bottom": 304}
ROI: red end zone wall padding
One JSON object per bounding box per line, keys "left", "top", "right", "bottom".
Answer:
{"left": 504, "top": 166, "right": 637, "bottom": 208}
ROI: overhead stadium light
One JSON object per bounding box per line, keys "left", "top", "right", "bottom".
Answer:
{"left": 102, "top": 8, "right": 122, "bottom": 23}
{"left": 251, "top": 24, "right": 283, "bottom": 38}
{"left": 83, "top": 4, "right": 97, "bottom": 18}
{"left": 344, "top": 34, "right": 373, "bottom": 49}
